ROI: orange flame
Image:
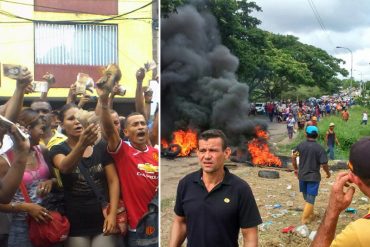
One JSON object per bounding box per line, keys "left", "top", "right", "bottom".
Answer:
{"left": 255, "top": 128, "right": 268, "bottom": 139}
{"left": 161, "top": 139, "right": 169, "bottom": 149}
{"left": 247, "top": 127, "right": 282, "bottom": 167}
{"left": 161, "top": 129, "right": 198, "bottom": 157}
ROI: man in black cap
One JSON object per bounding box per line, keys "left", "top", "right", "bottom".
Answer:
{"left": 312, "top": 137, "right": 370, "bottom": 247}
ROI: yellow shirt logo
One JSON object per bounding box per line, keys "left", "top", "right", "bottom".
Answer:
{"left": 137, "top": 163, "right": 158, "bottom": 174}
{"left": 224, "top": 198, "right": 230, "bottom": 203}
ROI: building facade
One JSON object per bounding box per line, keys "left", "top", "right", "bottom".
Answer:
{"left": 0, "top": 0, "right": 156, "bottom": 114}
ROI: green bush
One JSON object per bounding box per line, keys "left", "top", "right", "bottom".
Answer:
{"left": 339, "top": 136, "right": 358, "bottom": 150}
{"left": 355, "top": 96, "right": 369, "bottom": 106}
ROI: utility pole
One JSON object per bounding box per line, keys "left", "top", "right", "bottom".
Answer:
{"left": 336, "top": 46, "right": 353, "bottom": 90}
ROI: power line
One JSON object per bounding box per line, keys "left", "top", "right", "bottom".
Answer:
{"left": 0, "top": 21, "right": 29, "bottom": 23}
{"left": 306, "top": 0, "right": 337, "bottom": 54}
{"left": 0, "top": 0, "right": 155, "bottom": 24}
{"left": 0, "top": 0, "right": 149, "bottom": 16}
{"left": 0, "top": 16, "right": 156, "bottom": 24}
{"left": 96, "top": 0, "right": 155, "bottom": 23}
{"left": 307, "top": 0, "right": 325, "bottom": 32}
{"left": 0, "top": 0, "right": 107, "bottom": 15}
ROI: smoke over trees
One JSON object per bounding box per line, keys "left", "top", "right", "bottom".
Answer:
{"left": 161, "top": 5, "right": 263, "bottom": 146}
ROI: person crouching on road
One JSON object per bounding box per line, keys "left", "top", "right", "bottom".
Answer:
{"left": 292, "top": 126, "right": 330, "bottom": 224}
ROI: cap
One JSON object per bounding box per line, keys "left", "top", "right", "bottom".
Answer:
{"left": 349, "top": 137, "right": 370, "bottom": 179}
{"left": 329, "top": 122, "right": 335, "bottom": 127}
{"left": 312, "top": 116, "right": 317, "bottom": 121}
{"left": 306, "top": 126, "right": 318, "bottom": 134}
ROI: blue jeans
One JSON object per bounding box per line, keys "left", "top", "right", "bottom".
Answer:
{"left": 125, "top": 230, "right": 157, "bottom": 247}
{"left": 299, "top": 180, "right": 320, "bottom": 204}
{"left": 287, "top": 126, "right": 294, "bottom": 139}
{"left": 8, "top": 220, "right": 32, "bottom": 247}
{"left": 327, "top": 144, "right": 335, "bottom": 160}
{"left": 303, "top": 193, "right": 316, "bottom": 204}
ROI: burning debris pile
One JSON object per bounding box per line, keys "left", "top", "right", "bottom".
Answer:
{"left": 161, "top": 129, "right": 198, "bottom": 158}
{"left": 160, "top": 126, "right": 283, "bottom": 168}
{"left": 161, "top": 4, "right": 266, "bottom": 149}
{"left": 248, "top": 127, "right": 282, "bottom": 167}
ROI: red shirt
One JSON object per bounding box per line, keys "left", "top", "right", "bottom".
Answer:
{"left": 108, "top": 140, "right": 159, "bottom": 229}
{"left": 342, "top": 111, "right": 349, "bottom": 120}
{"left": 267, "top": 104, "right": 274, "bottom": 113}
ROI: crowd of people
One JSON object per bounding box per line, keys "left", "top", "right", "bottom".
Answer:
{"left": 258, "top": 96, "right": 368, "bottom": 161}
{"left": 263, "top": 96, "right": 354, "bottom": 126}
{"left": 0, "top": 64, "right": 158, "bottom": 247}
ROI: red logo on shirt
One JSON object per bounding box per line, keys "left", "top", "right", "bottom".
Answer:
{"left": 145, "top": 226, "right": 155, "bottom": 236}
{"left": 152, "top": 152, "right": 158, "bottom": 162}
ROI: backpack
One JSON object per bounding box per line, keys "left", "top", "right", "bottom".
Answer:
{"left": 135, "top": 192, "right": 158, "bottom": 247}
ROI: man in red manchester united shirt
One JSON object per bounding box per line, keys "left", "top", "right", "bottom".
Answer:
{"left": 98, "top": 79, "right": 158, "bottom": 247}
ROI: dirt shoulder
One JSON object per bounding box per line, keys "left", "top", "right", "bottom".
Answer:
{"left": 160, "top": 116, "right": 365, "bottom": 246}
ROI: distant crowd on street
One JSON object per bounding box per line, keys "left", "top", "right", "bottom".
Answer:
{"left": 249, "top": 95, "right": 354, "bottom": 125}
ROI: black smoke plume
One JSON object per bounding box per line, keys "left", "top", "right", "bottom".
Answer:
{"left": 161, "top": 5, "right": 265, "bottom": 146}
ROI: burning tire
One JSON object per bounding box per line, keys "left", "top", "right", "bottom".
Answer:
{"left": 258, "top": 170, "right": 280, "bottom": 179}
{"left": 162, "top": 144, "right": 182, "bottom": 158}
{"left": 330, "top": 161, "right": 347, "bottom": 171}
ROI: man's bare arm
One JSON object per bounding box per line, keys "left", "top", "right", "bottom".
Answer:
{"left": 241, "top": 227, "right": 258, "bottom": 247}
{"left": 5, "top": 70, "right": 32, "bottom": 121}
{"left": 135, "top": 68, "right": 146, "bottom": 118}
{"left": 169, "top": 215, "right": 187, "bottom": 247}
{"left": 40, "top": 73, "right": 55, "bottom": 101}
{"left": 311, "top": 209, "right": 339, "bottom": 247}
{"left": 0, "top": 124, "right": 30, "bottom": 203}
{"left": 292, "top": 152, "right": 298, "bottom": 177}
{"left": 96, "top": 88, "right": 121, "bottom": 152}
{"left": 66, "top": 83, "right": 77, "bottom": 105}
{"left": 322, "top": 163, "right": 331, "bottom": 178}
{"left": 312, "top": 172, "right": 355, "bottom": 247}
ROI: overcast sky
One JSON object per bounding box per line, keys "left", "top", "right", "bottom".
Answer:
{"left": 251, "top": 0, "right": 370, "bottom": 81}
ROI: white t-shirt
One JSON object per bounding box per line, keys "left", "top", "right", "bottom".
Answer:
{"left": 286, "top": 117, "right": 296, "bottom": 127}
{"left": 363, "top": 113, "right": 368, "bottom": 121}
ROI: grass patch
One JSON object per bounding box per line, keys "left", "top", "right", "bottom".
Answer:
{"left": 276, "top": 131, "right": 305, "bottom": 156}
{"left": 277, "top": 105, "right": 370, "bottom": 160}
{"left": 161, "top": 198, "right": 174, "bottom": 210}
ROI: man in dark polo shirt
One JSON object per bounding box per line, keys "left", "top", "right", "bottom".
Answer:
{"left": 292, "top": 126, "right": 330, "bottom": 224}
{"left": 169, "top": 129, "right": 262, "bottom": 247}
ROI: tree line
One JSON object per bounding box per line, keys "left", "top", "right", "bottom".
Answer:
{"left": 161, "top": 0, "right": 350, "bottom": 101}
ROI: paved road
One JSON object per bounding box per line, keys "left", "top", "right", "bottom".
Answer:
{"left": 251, "top": 115, "right": 297, "bottom": 145}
